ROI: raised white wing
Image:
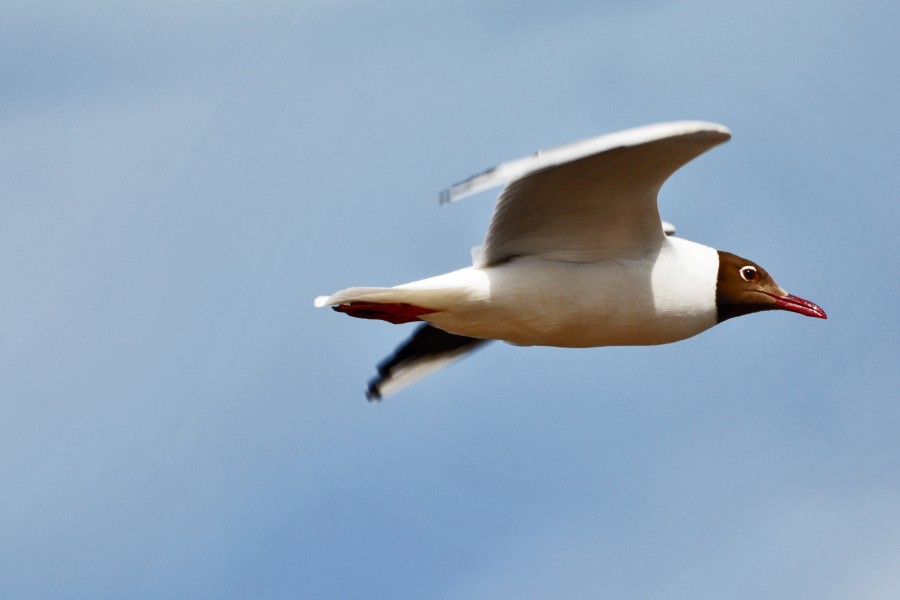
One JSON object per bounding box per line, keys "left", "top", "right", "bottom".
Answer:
{"left": 441, "top": 121, "right": 731, "bottom": 265}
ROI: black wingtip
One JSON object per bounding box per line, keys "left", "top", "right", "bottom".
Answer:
{"left": 361, "top": 323, "right": 489, "bottom": 402}
{"left": 365, "top": 384, "right": 382, "bottom": 403}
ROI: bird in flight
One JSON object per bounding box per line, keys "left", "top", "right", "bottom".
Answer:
{"left": 315, "top": 121, "right": 826, "bottom": 400}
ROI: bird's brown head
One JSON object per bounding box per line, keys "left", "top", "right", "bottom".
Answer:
{"left": 716, "top": 250, "right": 827, "bottom": 323}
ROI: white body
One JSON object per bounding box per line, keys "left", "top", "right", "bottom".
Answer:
{"left": 324, "top": 236, "right": 719, "bottom": 348}
{"left": 315, "top": 122, "right": 733, "bottom": 397}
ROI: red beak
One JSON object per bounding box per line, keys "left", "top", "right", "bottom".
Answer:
{"left": 765, "top": 292, "right": 827, "bottom": 319}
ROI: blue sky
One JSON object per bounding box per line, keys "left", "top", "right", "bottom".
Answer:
{"left": 2, "top": 1, "right": 899, "bottom": 598}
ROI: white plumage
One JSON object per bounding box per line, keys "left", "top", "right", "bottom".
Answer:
{"left": 315, "top": 121, "right": 825, "bottom": 399}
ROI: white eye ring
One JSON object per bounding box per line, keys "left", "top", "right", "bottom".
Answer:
{"left": 739, "top": 266, "right": 758, "bottom": 282}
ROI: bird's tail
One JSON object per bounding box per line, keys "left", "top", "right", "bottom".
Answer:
{"left": 314, "top": 282, "right": 471, "bottom": 325}
{"left": 314, "top": 286, "right": 410, "bottom": 308}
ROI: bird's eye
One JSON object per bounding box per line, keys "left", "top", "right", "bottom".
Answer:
{"left": 740, "top": 266, "right": 758, "bottom": 282}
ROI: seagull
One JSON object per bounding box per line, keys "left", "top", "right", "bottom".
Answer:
{"left": 315, "top": 121, "right": 826, "bottom": 400}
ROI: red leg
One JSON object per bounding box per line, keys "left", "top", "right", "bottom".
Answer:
{"left": 333, "top": 301, "right": 435, "bottom": 324}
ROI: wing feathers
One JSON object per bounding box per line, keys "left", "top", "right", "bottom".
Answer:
{"left": 476, "top": 122, "right": 731, "bottom": 265}
{"left": 440, "top": 121, "right": 730, "bottom": 204}
{"left": 367, "top": 324, "right": 489, "bottom": 401}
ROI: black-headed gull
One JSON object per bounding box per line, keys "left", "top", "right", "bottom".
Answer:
{"left": 315, "top": 122, "right": 826, "bottom": 400}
